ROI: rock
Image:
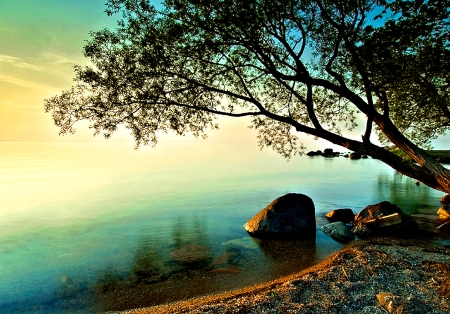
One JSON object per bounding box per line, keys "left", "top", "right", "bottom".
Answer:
{"left": 212, "top": 252, "right": 237, "bottom": 265}
{"left": 352, "top": 224, "right": 372, "bottom": 238}
{"left": 349, "top": 152, "right": 361, "bottom": 159}
{"left": 354, "top": 201, "right": 418, "bottom": 235}
{"left": 376, "top": 292, "right": 397, "bottom": 313}
{"left": 321, "top": 222, "right": 355, "bottom": 243}
{"left": 322, "top": 148, "right": 334, "bottom": 157}
{"left": 437, "top": 207, "right": 450, "bottom": 219}
{"left": 209, "top": 267, "right": 241, "bottom": 274}
{"left": 325, "top": 208, "right": 355, "bottom": 223}
{"left": 362, "top": 155, "right": 368, "bottom": 159}
{"left": 243, "top": 193, "right": 316, "bottom": 239}
{"left": 377, "top": 292, "right": 432, "bottom": 314}
{"left": 222, "top": 237, "right": 259, "bottom": 250}
{"left": 306, "top": 151, "right": 317, "bottom": 156}
{"left": 440, "top": 194, "right": 450, "bottom": 205}
{"left": 170, "top": 243, "right": 210, "bottom": 263}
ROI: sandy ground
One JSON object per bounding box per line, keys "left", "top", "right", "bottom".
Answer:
{"left": 110, "top": 238, "right": 450, "bottom": 314}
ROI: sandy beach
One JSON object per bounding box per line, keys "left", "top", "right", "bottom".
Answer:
{"left": 111, "top": 237, "right": 450, "bottom": 314}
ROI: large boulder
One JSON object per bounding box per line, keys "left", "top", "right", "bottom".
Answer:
{"left": 243, "top": 193, "right": 316, "bottom": 239}
{"left": 354, "top": 201, "right": 418, "bottom": 235}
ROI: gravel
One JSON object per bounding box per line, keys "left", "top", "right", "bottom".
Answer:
{"left": 113, "top": 238, "right": 450, "bottom": 314}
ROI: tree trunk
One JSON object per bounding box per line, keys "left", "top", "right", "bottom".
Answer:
{"left": 372, "top": 115, "right": 450, "bottom": 193}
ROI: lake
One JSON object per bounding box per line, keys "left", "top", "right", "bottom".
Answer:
{"left": 0, "top": 140, "right": 447, "bottom": 313}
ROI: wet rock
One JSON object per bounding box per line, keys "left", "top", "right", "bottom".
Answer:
{"left": 354, "top": 201, "right": 418, "bottom": 235}
{"left": 437, "top": 207, "right": 450, "bottom": 219}
{"left": 325, "top": 208, "right": 355, "bottom": 223}
{"left": 352, "top": 224, "right": 372, "bottom": 238}
{"left": 440, "top": 194, "right": 450, "bottom": 205}
{"left": 243, "top": 193, "right": 316, "bottom": 239}
{"left": 321, "top": 221, "right": 355, "bottom": 243}
{"left": 169, "top": 243, "right": 210, "bottom": 263}
{"left": 322, "top": 148, "right": 334, "bottom": 157}
{"left": 349, "top": 152, "right": 361, "bottom": 159}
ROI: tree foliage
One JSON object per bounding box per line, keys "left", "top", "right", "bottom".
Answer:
{"left": 45, "top": 0, "right": 450, "bottom": 193}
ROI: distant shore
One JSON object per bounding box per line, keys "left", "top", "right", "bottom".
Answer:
{"left": 116, "top": 238, "right": 450, "bottom": 314}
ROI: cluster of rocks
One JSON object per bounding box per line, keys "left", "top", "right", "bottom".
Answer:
{"left": 306, "top": 148, "right": 368, "bottom": 159}
{"left": 244, "top": 193, "right": 450, "bottom": 243}
{"left": 322, "top": 201, "right": 420, "bottom": 243}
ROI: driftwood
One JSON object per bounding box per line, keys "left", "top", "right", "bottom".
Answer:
{"left": 437, "top": 221, "right": 450, "bottom": 230}
{"left": 363, "top": 213, "right": 402, "bottom": 227}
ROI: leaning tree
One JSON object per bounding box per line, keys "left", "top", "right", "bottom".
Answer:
{"left": 45, "top": 0, "right": 450, "bottom": 193}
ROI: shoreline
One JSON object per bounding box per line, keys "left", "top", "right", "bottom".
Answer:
{"left": 113, "top": 238, "right": 450, "bottom": 314}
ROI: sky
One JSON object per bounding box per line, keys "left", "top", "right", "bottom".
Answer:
{"left": 0, "top": 0, "right": 447, "bottom": 149}
{"left": 0, "top": 0, "right": 119, "bottom": 141}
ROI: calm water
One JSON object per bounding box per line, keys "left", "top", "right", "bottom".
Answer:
{"left": 0, "top": 140, "right": 446, "bottom": 313}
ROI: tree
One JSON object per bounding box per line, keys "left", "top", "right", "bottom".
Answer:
{"left": 45, "top": 0, "right": 450, "bottom": 193}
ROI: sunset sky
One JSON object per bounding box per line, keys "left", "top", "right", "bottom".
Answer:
{"left": 0, "top": 0, "right": 117, "bottom": 141}
{"left": 0, "top": 0, "right": 447, "bottom": 149}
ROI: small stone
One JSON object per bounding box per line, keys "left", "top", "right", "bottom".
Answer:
{"left": 321, "top": 221, "right": 355, "bottom": 243}
{"left": 437, "top": 207, "right": 450, "bottom": 219}
{"left": 352, "top": 224, "right": 372, "bottom": 238}
{"left": 349, "top": 152, "right": 361, "bottom": 159}
{"left": 376, "top": 292, "right": 398, "bottom": 313}
{"left": 440, "top": 194, "right": 450, "bottom": 205}
{"left": 325, "top": 208, "right": 354, "bottom": 223}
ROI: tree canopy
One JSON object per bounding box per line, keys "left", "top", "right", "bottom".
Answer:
{"left": 45, "top": 0, "right": 450, "bottom": 193}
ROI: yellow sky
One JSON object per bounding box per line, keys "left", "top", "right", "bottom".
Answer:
{"left": 0, "top": 0, "right": 116, "bottom": 141}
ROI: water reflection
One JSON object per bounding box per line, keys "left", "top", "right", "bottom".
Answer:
{"left": 88, "top": 214, "right": 319, "bottom": 312}
{"left": 376, "top": 171, "right": 441, "bottom": 214}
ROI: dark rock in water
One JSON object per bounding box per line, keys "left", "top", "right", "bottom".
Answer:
{"left": 349, "top": 152, "right": 361, "bottom": 159}
{"left": 325, "top": 208, "right": 355, "bottom": 223}
{"left": 352, "top": 224, "right": 372, "bottom": 238}
{"left": 354, "top": 201, "right": 418, "bottom": 235}
{"left": 322, "top": 148, "right": 334, "bottom": 157}
{"left": 321, "top": 222, "right": 355, "bottom": 243}
{"left": 362, "top": 155, "right": 368, "bottom": 159}
{"left": 440, "top": 194, "right": 450, "bottom": 205}
{"left": 243, "top": 193, "right": 316, "bottom": 239}
{"left": 306, "top": 151, "right": 317, "bottom": 156}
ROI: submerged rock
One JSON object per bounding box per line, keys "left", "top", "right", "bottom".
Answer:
{"left": 243, "top": 193, "right": 316, "bottom": 239}
{"left": 169, "top": 243, "right": 210, "bottom": 263}
{"left": 221, "top": 237, "right": 259, "bottom": 250}
{"left": 321, "top": 221, "right": 355, "bottom": 243}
